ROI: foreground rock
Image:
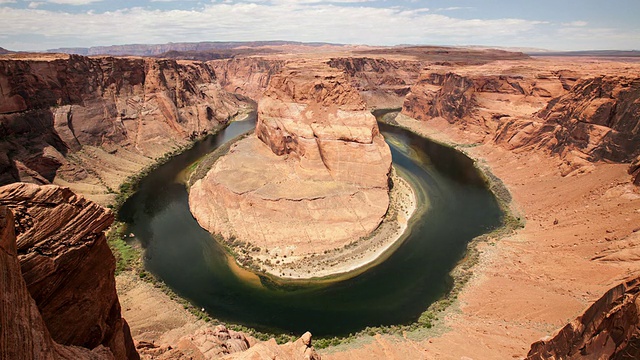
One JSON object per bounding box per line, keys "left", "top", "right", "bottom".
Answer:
{"left": 189, "top": 60, "right": 391, "bottom": 265}
{"left": 0, "top": 53, "right": 246, "bottom": 204}
{"left": 527, "top": 276, "right": 640, "bottom": 359}
{"left": 0, "top": 182, "right": 138, "bottom": 359}
{"left": 224, "top": 331, "right": 320, "bottom": 360}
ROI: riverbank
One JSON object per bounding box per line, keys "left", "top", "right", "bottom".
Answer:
{"left": 324, "top": 114, "right": 640, "bottom": 360}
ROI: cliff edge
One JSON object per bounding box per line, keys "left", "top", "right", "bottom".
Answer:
{"left": 0, "top": 182, "right": 138, "bottom": 359}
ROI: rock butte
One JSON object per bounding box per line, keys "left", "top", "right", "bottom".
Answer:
{"left": 189, "top": 60, "right": 392, "bottom": 258}
{"left": 1, "top": 44, "right": 640, "bottom": 359}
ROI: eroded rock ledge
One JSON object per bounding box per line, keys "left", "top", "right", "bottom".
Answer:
{"left": 189, "top": 60, "right": 392, "bottom": 270}
{"left": 527, "top": 276, "right": 640, "bottom": 360}
{"left": 0, "top": 182, "right": 138, "bottom": 359}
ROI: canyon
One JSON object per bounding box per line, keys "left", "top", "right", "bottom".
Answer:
{"left": 1, "top": 44, "right": 640, "bottom": 359}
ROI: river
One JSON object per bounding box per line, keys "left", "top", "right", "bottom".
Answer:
{"left": 119, "top": 113, "right": 503, "bottom": 337}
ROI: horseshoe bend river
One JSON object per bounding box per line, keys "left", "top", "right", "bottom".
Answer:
{"left": 118, "top": 113, "right": 504, "bottom": 337}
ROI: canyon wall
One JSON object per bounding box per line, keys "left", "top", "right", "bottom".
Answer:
{"left": 189, "top": 60, "right": 392, "bottom": 260}
{"left": 401, "top": 63, "right": 640, "bottom": 181}
{"left": 526, "top": 276, "right": 640, "bottom": 359}
{"left": 0, "top": 182, "right": 137, "bottom": 359}
{"left": 327, "top": 57, "right": 423, "bottom": 108}
{"left": 0, "top": 54, "right": 246, "bottom": 203}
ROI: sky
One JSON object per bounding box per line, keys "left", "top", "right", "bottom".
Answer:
{"left": 0, "top": 0, "right": 639, "bottom": 52}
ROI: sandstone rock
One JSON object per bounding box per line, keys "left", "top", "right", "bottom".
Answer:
{"left": 535, "top": 76, "right": 640, "bottom": 162}
{"left": 0, "top": 182, "right": 138, "bottom": 359}
{"left": 190, "top": 61, "right": 391, "bottom": 258}
{"left": 327, "top": 57, "right": 423, "bottom": 108}
{"left": 1, "top": 203, "right": 118, "bottom": 359}
{"left": 223, "top": 332, "right": 320, "bottom": 360}
{"left": 0, "top": 55, "right": 246, "bottom": 201}
{"left": 630, "top": 155, "right": 640, "bottom": 186}
{"left": 401, "top": 65, "right": 640, "bottom": 184}
{"left": 210, "top": 57, "right": 286, "bottom": 101}
{"left": 526, "top": 276, "right": 640, "bottom": 360}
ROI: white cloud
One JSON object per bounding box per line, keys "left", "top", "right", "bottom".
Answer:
{"left": 28, "top": 2, "right": 43, "bottom": 8}
{"left": 435, "top": 7, "right": 473, "bottom": 12}
{"left": 0, "top": 2, "right": 636, "bottom": 51}
{"left": 562, "top": 20, "right": 588, "bottom": 27}
{"left": 41, "top": 0, "right": 103, "bottom": 5}
{"left": 0, "top": 0, "right": 16, "bottom": 3}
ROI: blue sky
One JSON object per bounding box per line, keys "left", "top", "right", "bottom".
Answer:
{"left": 1, "top": 0, "right": 638, "bottom": 51}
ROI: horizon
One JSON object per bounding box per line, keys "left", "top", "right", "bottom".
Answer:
{"left": 1, "top": 0, "right": 639, "bottom": 52}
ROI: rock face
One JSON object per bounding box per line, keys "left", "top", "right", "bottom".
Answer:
{"left": 401, "top": 64, "right": 640, "bottom": 182}
{"left": 0, "top": 54, "right": 246, "bottom": 203}
{"left": 0, "top": 204, "right": 114, "bottom": 359}
{"left": 327, "top": 57, "right": 423, "bottom": 108}
{"left": 630, "top": 155, "right": 640, "bottom": 186}
{"left": 210, "top": 57, "right": 286, "bottom": 101}
{"left": 526, "top": 277, "right": 640, "bottom": 360}
{"left": 189, "top": 61, "right": 391, "bottom": 259}
{"left": 225, "top": 331, "right": 321, "bottom": 360}
{"left": 0, "top": 182, "right": 138, "bottom": 359}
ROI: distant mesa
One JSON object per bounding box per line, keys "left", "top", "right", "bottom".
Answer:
{"left": 46, "top": 40, "right": 347, "bottom": 57}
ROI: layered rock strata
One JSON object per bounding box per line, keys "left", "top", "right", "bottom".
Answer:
{"left": 526, "top": 276, "right": 640, "bottom": 359}
{"left": 0, "top": 54, "right": 246, "bottom": 203}
{"left": 401, "top": 62, "right": 640, "bottom": 183}
{"left": 0, "top": 182, "right": 138, "bottom": 359}
{"left": 189, "top": 61, "right": 392, "bottom": 261}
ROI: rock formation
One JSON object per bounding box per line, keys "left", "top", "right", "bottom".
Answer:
{"left": 526, "top": 277, "right": 640, "bottom": 359}
{"left": 630, "top": 155, "right": 640, "bottom": 186}
{"left": 498, "top": 76, "right": 640, "bottom": 163}
{"left": 189, "top": 60, "right": 391, "bottom": 261}
{"left": 0, "top": 182, "right": 138, "bottom": 359}
{"left": 327, "top": 57, "right": 423, "bottom": 108}
{"left": 401, "top": 63, "right": 640, "bottom": 183}
{"left": 0, "top": 54, "right": 246, "bottom": 203}
{"left": 224, "top": 331, "right": 321, "bottom": 360}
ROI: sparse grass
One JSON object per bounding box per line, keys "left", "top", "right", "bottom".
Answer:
{"left": 106, "top": 222, "right": 139, "bottom": 275}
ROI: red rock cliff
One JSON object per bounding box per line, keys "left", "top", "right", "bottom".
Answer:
{"left": 401, "top": 63, "right": 640, "bottom": 183}
{"left": 526, "top": 276, "right": 640, "bottom": 360}
{"left": 0, "top": 54, "right": 247, "bottom": 202}
{"left": 0, "top": 182, "right": 138, "bottom": 359}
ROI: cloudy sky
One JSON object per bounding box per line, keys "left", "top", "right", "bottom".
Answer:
{"left": 1, "top": 0, "right": 638, "bottom": 51}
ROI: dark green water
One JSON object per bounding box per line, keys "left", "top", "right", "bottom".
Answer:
{"left": 119, "top": 114, "right": 503, "bottom": 337}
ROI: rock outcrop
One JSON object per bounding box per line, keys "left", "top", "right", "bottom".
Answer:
{"left": 630, "top": 155, "right": 640, "bottom": 186}
{"left": 210, "top": 57, "right": 286, "bottom": 101}
{"left": 401, "top": 64, "right": 640, "bottom": 183}
{"left": 0, "top": 182, "right": 138, "bottom": 359}
{"left": 526, "top": 277, "right": 640, "bottom": 359}
{"left": 0, "top": 204, "right": 116, "bottom": 359}
{"left": 0, "top": 54, "right": 246, "bottom": 203}
{"left": 189, "top": 60, "right": 391, "bottom": 263}
{"left": 224, "top": 331, "right": 320, "bottom": 360}
{"left": 327, "top": 57, "right": 423, "bottom": 108}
